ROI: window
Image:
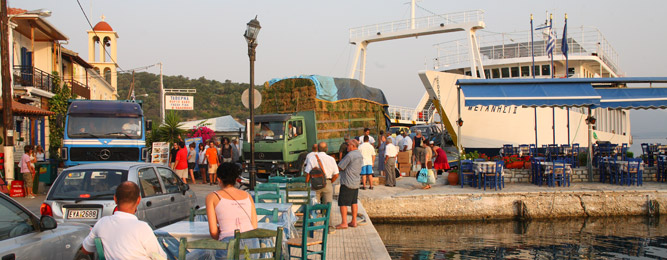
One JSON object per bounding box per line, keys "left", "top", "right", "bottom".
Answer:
{"left": 501, "top": 68, "right": 510, "bottom": 78}
{"left": 568, "top": 67, "right": 575, "bottom": 77}
{"left": 534, "top": 66, "right": 540, "bottom": 76}
{"left": 521, "top": 66, "right": 530, "bottom": 77}
{"left": 464, "top": 71, "right": 471, "bottom": 76}
{"left": 484, "top": 69, "right": 490, "bottom": 79}
{"left": 288, "top": 120, "right": 303, "bottom": 139}
{"left": 492, "top": 68, "right": 500, "bottom": 78}
{"left": 138, "top": 167, "right": 162, "bottom": 197}
{"left": 254, "top": 121, "right": 285, "bottom": 140}
{"left": 0, "top": 197, "right": 35, "bottom": 241}
{"left": 511, "top": 67, "right": 519, "bottom": 77}
{"left": 156, "top": 168, "right": 182, "bottom": 194}
{"left": 541, "top": 65, "right": 551, "bottom": 76}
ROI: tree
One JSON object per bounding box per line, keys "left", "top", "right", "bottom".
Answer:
{"left": 153, "top": 111, "right": 185, "bottom": 144}
{"left": 48, "top": 72, "right": 77, "bottom": 158}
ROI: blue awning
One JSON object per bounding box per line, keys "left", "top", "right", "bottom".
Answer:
{"left": 458, "top": 82, "right": 601, "bottom": 107}
{"left": 595, "top": 88, "right": 667, "bottom": 109}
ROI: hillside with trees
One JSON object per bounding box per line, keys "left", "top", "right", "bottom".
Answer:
{"left": 117, "top": 72, "right": 260, "bottom": 123}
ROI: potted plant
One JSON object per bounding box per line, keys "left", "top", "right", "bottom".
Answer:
{"left": 448, "top": 168, "right": 459, "bottom": 185}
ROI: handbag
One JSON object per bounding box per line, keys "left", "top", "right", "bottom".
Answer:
{"left": 417, "top": 168, "right": 429, "bottom": 183}
{"left": 309, "top": 155, "right": 327, "bottom": 190}
{"left": 427, "top": 169, "right": 437, "bottom": 184}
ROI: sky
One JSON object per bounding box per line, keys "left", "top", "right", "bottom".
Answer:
{"left": 14, "top": 0, "right": 667, "bottom": 139}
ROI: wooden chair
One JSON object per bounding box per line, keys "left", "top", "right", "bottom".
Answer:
{"left": 268, "top": 176, "right": 288, "bottom": 184}
{"left": 459, "top": 160, "right": 475, "bottom": 188}
{"left": 232, "top": 228, "right": 283, "bottom": 260}
{"left": 256, "top": 208, "right": 279, "bottom": 223}
{"left": 189, "top": 207, "right": 207, "bottom": 222}
{"left": 287, "top": 203, "right": 331, "bottom": 260}
{"left": 94, "top": 237, "right": 105, "bottom": 260}
{"left": 286, "top": 182, "right": 311, "bottom": 226}
{"left": 256, "top": 183, "right": 280, "bottom": 195}
{"left": 288, "top": 176, "right": 307, "bottom": 183}
{"left": 256, "top": 193, "right": 282, "bottom": 204}
{"left": 177, "top": 237, "right": 235, "bottom": 260}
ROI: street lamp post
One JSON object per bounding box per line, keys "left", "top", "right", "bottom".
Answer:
{"left": 244, "top": 16, "right": 261, "bottom": 191}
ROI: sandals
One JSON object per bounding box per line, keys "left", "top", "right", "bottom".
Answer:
{"left": 360, "top": 186, "right": 366, "bottom": 190}
{"left": 369, "top": 186, "right": 374, "bottom": 190}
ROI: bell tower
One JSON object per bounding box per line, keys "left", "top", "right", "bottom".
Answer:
{"left": 87, "top": 15, "right": 118, "bottom": 97}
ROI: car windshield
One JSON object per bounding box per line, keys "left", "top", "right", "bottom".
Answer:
{"left": 254, "top": 121, "right": 285, "bottom": 141}
{"left": 67, "top": 116, "right": 142, "bottom": 139}
{"left": 389, "top": 127, "right": 403, "bottom": 135}
{"left": 49, "top": 170, "right": 127, "bottom": 201}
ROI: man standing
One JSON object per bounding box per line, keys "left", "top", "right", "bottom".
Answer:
{"left": 358, "top": 136, "right": 376, "bottom": 190}
{"left": 82, "top": 182, "right": 167, "bottom": 259}
{"left": 173, "top": 141, "right": 189, "bottom": 184}
{"left": 384, "top": 137, "right": 399, "bottom": 187}
{"left": 231, "top": 138, "right": 240, "bottom": 163}
{"left": 398, "top": 131, "right": 413, "bottom": 166}
{"left": 357, "top": 128, "right": 375, "bottom": 145}
{"left": 304, "top": 142, "right": 339, "bottom": 233}
{"left": 336, "top": 139, "right": 362, "bottom": 229}
{"left": 394, "top": 130, "right": 404, "bottom": 146}
{"left": 302, "top": 144, "right": 319, "bottom": 170}
{"left": 412, "top": 130, "right": 427, "bottom": 168}
{"left": 187, "top": 142, "right": 197, "bottom": 184}
{"left": 206, "top": 140, "right": 219, "bottom": 185}
{"left": 338, "top": 135, "right": 349, "bottom": 162}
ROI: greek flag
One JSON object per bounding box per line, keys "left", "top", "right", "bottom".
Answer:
{"left": 561, "top": 18, "right": 568, "bottom": 58}
{"left": 546, "top": 26, "right": 555, "bottom": 58}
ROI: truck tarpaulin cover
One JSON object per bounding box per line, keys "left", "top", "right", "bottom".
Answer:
{"left": 268, "top": 75, "right": 390, "bottom": 130}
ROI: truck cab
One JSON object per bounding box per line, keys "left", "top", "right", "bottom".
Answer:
{"left": 242, "top": 114, "right": 309, "bottom": 178}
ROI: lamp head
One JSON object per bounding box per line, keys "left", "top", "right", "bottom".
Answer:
{"left": 457, "top": 118, "right": 464, "bottom": 127}
{"left": 244, "top": 16, "right": 261, "bottom": 44}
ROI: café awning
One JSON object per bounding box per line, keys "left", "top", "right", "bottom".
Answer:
{"left": 595, "top": 87, "right": 667, "bottom": 109}
{"left": 456, "top": 79, "right": 601, "bottom": 107}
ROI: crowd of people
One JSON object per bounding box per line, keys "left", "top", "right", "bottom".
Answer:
{"left": 169, "top": 137, "right": 242, "bottom": 185}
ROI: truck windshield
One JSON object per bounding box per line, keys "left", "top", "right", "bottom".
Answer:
{"left": 254, "top": 121, "right": 285, "bottom": 140}
{"left": 67, "top": 116, "right": 142, "bottom": 139}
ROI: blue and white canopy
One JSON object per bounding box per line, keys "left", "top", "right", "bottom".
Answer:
{"left": 456, "top": 79, "right": 601, "bottom": 107}
{"left": 595, "top": 88, "right": 667, "bottom": 109}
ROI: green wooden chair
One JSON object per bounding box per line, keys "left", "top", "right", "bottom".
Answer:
{"left": 177, "top": 237, "right": 235, "bottom": 260}
{"left": 288, "top": 176, "right": 306, "bottom": 183}
{"left": 232, "top": 228, "right": 283, "bottom": 260}
{"left": 256, "top": 183, "right": 280, "bottom": 194}
{"left": 287, "top": 203, "right": 331, "bottom": 260}
{"left": 189, "top": 207, "right": 207, "bottom": 221}
{"left": 268, "top": 176, "right": 288, "bottom": 184}
{"left": 256, "top": 208, "right": 279, "bottom": 223}
{"left": 94, "top": 237, "right": 105, "bottom": 260}
{"left": 286, "top": 182, "right": 311, "bottom": 224}
{"left": 255, "top": 193, "right": 282, "bottom": 203}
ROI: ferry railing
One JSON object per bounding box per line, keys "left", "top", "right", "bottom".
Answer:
{"left": 349, "top": 10, "right": 484, "bottom": 41}
{"left": 388, "top": 105, "right": 431, "bottom": 123}
{"left": 433, "top": 26, "right": 621, "bottom": 76}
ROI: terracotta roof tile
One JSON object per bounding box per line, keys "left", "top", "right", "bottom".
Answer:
{"left": 93, "top": 21, "right": 113, "bottom": 31}
{"left": 8, "top": 8, "right": 27, "bottom": 15}
{"left": 0, "top": 100, "right": 55, "bottom": 116}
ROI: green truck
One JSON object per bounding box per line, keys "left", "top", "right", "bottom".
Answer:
{"left": 242, "top": 75, "right": 390, "bottom": 178}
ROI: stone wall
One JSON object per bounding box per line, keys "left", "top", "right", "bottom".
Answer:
{"left": 503, "top": 166, "right": 660, "bottom": 183}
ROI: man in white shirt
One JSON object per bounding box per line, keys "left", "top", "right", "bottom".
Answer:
{"left": 304, "top": 142, "right": 339, "bottom": 233}
{"left": 357, "top": 128, "right": 375, "bottom": 146}
{"left": 358, "top": 136, "right": 376, "bottom": 189}
{"left": 394, "top": 131, "right": 404, "bottom": 146}
{"left": 384, "top": 137, "right": 399, "bottom": 187}
{"left": 81, "top": 182, "right": 166, "bottom": 260}
{"left": 398, "top": 131, "right": 413, "bottom": 166}
{"left": 303, "top": 144, "right": 319, "bottom": 170}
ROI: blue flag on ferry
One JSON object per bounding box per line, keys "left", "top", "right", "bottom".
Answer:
{"left": 546, "top": 25, "right": 555, "bottom": 58}
{"left": 561, "top": 18, "right": 568, "bottom": 58}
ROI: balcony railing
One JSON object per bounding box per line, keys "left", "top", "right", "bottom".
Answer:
{"left": 64, "top": 79, "right": 91, "bottom": 99}
{"left": 13, "top": 65, "right": 55, "bottom": 92}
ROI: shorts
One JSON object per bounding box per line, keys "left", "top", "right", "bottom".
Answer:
{"left": 199, "top": 163, "right": 208, "bottom": 171}
{"left": 188, "top": 163, "right": 196, "bottom": 170}
{"left": 360, "top": 165, "right": 373, "bottom": 175}
{"left": 175, "top": 169, "right": 188, "bottom": 178}
{"left": 338, "top": 185, "right": 358, "bottom": 206}
{"left": 414, "top": 147, "right": 426, "bottom": 164}
{"left": 208, "top": 163, "right": 218, "bottom": 174}
{"left": 21, "top": 172, "right": 33, "bottom": 188}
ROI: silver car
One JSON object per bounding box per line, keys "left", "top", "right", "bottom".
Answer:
{"left": 0, "top": 192, "right": 92, "bottom": 260}
{"left": 42, "top": 162, "right": 197, "bottom": 229}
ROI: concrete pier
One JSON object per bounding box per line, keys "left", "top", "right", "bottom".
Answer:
{"left": 360, "top": 176, "right": 667, "bottom": 222}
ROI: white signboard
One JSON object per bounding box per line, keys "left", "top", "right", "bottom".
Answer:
{"left": 151, "top": 142, "right": 170, "bottom": 165}
{"left": 166, "top": 95, "right": 194, "bottom": 110}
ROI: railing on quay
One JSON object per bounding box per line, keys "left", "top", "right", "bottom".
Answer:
{"left": 13, "top": 65, "right": 56, "bottom": 93}
{"left": 433, "top": 26, "right": 622, "bottom": 76}
{"left": 349, "top": 10, "right": 484, "bottom": 41}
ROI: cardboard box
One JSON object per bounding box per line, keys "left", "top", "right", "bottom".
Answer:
{"left": 372, "top": 176, "right": 386, "bottom": 186}
{"left": 397, "top": 152, "right": 410, "bottom": 164}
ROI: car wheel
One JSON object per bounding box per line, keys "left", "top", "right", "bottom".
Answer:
{"left": 73, "top": 250, "right": 92, "bottom": 260}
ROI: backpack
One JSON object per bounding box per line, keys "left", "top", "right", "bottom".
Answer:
{"left": 309, "top": 155, "right": 327, "bottom": 190}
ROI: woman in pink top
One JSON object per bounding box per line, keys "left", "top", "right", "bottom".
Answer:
{"left": 205, "top": 162, "right": 258, "bottom": 241}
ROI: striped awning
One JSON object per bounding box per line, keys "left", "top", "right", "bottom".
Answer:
{"left": 595, "top": 88, "right": 667, "bottom": 109}
{"left": 457, "top": 81, "right": 601, "bottom": 107}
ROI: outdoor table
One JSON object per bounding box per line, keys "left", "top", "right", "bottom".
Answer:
{"left": 535, "top": 161, "right": 572, "bottom": 186}
{"left": 606, "top": 160, "right": 644, "bottom": 185}
{"left": 473, "top": 161, "right": 497, "bottom": 189}
{"left": 155, "top": 221, "right": 287, "bottom": 260}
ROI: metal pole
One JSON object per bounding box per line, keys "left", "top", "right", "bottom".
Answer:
{"left": 550, "top": 15, "right": 555, "bottom": 145}
{"left": 587, "top": 107, "right": 593, "bottom": 181}
{"left": 159, "top": 62, "right": 164, "bottom": 124}
{"left": 1, "top": 0, "right": 15, "bottom": 181}
{"left": 531, "top": 14, "right": 538, "bottom": 148}
{"left": 457, "top": 86, "right": 462, "bottom": 181}
{"left": 248, "top": 42, "right": 257, "bottom": 191}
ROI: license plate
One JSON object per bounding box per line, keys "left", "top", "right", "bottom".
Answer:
{"left": 67, "top": 209, "right": 98, "bottom": 219}
{"left": 258, "top": 169, "right": 266, "bottom": 173}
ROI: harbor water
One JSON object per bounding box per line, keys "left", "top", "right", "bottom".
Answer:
{"left": 376, "top": 216, "right": 667, "bottom": 259}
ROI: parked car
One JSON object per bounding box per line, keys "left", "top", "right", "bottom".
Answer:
{"left": 42, "top": 162, "right": 197, "bottom": 229}
{"left": 409, "top": 124, "right": 452, "bottom": 147}
{"left": 0, "top": 192, "right": 92, "bottom": 260}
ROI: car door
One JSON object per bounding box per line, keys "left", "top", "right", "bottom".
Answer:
{"left": 136, "top": 166, "right": 170, "bottom": 228}
{"left": 0, "top": 195, "right": 64, "bottom": 260}
{"left": 155, "top": 167, "right": 190, "bottom": 222}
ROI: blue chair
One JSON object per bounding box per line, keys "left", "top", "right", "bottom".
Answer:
{"left": 502, "top": 144, "right": 514, "bottom": 156}
{"left": 571, "top": 143, "right": 580, "bottom": 167}
{"left": 546, "top": 162, "right": 565, "bottom": 187}
{"left": 658, "top": 156, "right": 667, "bottom": 182}
{"left": 495, "top": 161, "right": 505, "bottom": 189}
{"left": 620, "top": 143, "right": 629, "bottom": 161}
{"left": 547, "top": 145, "right": 560, "bottom": 162}
{"left": 480, "top": 163, "right": 498, "bottom": 191}
{"left": 529, "top": 144, "right": 537, "bottom": 157}
{"left": 621, "top": 159, "right": 642, "bottom": 186}
{"left": 519, "top": 145, "right": 530, "bottom": 157}
{"left": 459, "top": 160, "right": 475, "bottom": 188}
{"left": 531, "top": 157, "right": 546, "bottom": 185}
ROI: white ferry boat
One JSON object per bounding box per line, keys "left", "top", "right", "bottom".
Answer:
{"left": 417, "top": 26, "right": 631, "bottom": 154}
